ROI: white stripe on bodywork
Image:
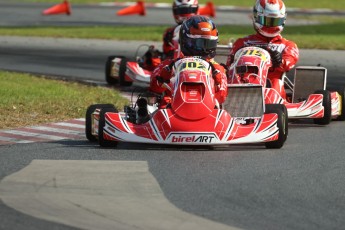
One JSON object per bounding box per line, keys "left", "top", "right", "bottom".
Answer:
{"left": 252, "top": 117, "right": 263, "bottom": 133}
{"left": 120, "top": 116, "right": 133, "bottom": 133}
{"left": 161, "top": 109, "right": 171, "bottom": 127}
{"left": 149, "top": 119, "right": 163, "bottom": 141}
{"left": 222, "top": 118, "right": 235, "bottom": 141}
{"left": 215, "top": 110, "right": 224, "bottom": 128}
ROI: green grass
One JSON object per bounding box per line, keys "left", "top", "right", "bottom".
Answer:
{"left": 15, "top": 0, "right": 345, "bottom": 10}
{"left": 0, "top": 26, "right": 167, "bottom": 40}
{"left": 219, "top": 19, "right": 345, "bottom": 50}
{"left": 1, "top": 19, "right": 345, "bottom": 50}
{"left": 0, "top": 71, "right": 129, "bottom": 129}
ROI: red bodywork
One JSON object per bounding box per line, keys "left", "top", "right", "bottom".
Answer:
{"left": 98, "top": 57, "right": 281, "bottom": 145}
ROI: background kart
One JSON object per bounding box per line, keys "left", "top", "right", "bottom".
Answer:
{"left": 228, "top": 46, "right": 345, "bottom": 125}
{"left": 105, "top": 44, "right": 161, "bottom": 86}
{"left": 105, "top": 44, "right": 234, "bottom": 87}
{"left": 87, "top": 57, "right": 288, "bottom": 149}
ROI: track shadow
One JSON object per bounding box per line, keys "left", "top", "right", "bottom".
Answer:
{"left": 55, "top": 138, "right": 270, "bottom": 152}
{"left": 288, "top": 119, "right": 334, "bottom": 128}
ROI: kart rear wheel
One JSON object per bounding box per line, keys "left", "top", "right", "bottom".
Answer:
{"left": 264, "top": 104, "right": 288, "bottom": 149}
{"left": 105, "top": 55, "right": 120, "bottom": 85}
{"left": 98, "top": 107, "right": 119, "bottom": 148}
{"left": 85, "top": 104, "right": 115, "bottom": 142}
{"left": 335, "top": 87, "right": 345, "bottom": 121}
{"left": 118, "top": 57, "right": 133, "bottom": 87}
{"left": 313, "top": 90, "right": 332, "bottom": 125}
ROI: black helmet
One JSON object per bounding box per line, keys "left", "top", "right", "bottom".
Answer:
{"left": 179, "top": 15, "right": 218, "bottom": 58}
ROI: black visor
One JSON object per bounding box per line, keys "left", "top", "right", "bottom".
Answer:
{"left": 185, "top": 37, "right": 217, "bottom": 51}
{"left": 173, "top": 6, "right": 198, "bottom": 15}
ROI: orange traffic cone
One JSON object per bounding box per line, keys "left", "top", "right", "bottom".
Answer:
{"left": 198, "top": 1, "right": 216, "bottom": 18}
{"left": 42, "top": 0, "right": 71, "bottom": 15}
{"left": 117, "top": 1, "right": 146, "bottom": 16}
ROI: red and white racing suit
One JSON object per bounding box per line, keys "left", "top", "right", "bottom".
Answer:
{"left": 150, "top": 55, "right": 228, "bottom": 108}
{"left": 227, "top": 33, "right": 299, "bottom": 100}
{"left": 162, "top": 25, "right": 181, "bottom": 59}
{"left": 143, "top": 25, "right": 181, "bottom": 71}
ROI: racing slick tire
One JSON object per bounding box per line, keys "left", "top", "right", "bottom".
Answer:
{"left": 313, "top": 90, "right": 332, "bottom": 125}
{"left": 117, "top": 57, "right": 133, "bottom": 87}
{"left": 98, "top": 107, "right": 119, "bottom": 148}
{"left": 85, "top": 104, "right": 115, "bottom": 142}
{"left": 335, "top": 87, "right": 345, "bottom": 121}
{"left": 264, "top": 104, "right": 288, "bottom": 149}
{"left": 105, "top": 55, "right": 133, "bottom": 87}
{"left": 105, "top": 56, "right": 120, "bottom": 85}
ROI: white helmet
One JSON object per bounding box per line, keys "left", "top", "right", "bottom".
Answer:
{"left": 172, "top": 0, "right": 199, "bottom": 25}
{"left": 253, "top": 0, "right": 286, "bottom": 37}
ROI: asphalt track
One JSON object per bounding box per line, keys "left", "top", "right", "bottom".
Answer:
{"left": 2, "top": 1, "right": 341, "bottom": 27}
{"left": 1, "top": 2, "right": 345, "bottom": 230}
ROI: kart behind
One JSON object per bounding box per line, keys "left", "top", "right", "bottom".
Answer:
{"left": 105, "top": 44, "right": 235, "bottom": 87}
{"left": 105, "top": 45, "right": 161, "bottom": 86}
{"left": 228, "top": 46, "right": 345, "bottom": 125}
{"left": 87, "top": 57, "right": 288, "bottom": 149}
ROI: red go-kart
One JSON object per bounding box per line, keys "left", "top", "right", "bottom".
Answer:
{"left": 86, "top": 56, "right": 288, "bottom": 149}
{"left": 228, "top": 46, "right": 345, "bottom": 125}
{"left": 105, "top": 45, "right": 162, "bottom": 86}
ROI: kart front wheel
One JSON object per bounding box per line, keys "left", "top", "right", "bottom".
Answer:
{"left": 313, "top": 90, "right": 332, "bottom": 125}
{"left": 85, "top": 104, "right": 115, "bottom": 142}
{"left": 264, "top": 104, "right": 288, "bottom": 149}
{"left": 105, "top": 55, "right": 120, "bottom": 85}
{"left": 98, "top": 107, "right": 119, "bottom": 148}
{"left": 118, "top": 57, "right": 133, "bottom": 87}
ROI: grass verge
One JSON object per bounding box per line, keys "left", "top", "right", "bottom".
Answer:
{"left": 0, "top": 71, "right": 129, "bottom": 129}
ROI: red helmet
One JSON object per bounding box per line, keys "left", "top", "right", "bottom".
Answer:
{"left": 179, "top": 15, "right": 218, "bottom": 58}
{"left": 253, "top": 0, "right": 286, "bottom": 37}
{"left": 172, "top": 0, "right": 199, "bottom": 25}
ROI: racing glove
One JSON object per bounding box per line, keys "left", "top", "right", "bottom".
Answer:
{"left": 269, "top": 50, "right": 283, "bottom": 68}
{"left": 163, "top": 29, "right": 174, "bottom": 44}
{"left": 213, "top": 69, "right": 223, "bottom": 85}
{"left": 155, "top": 64, "right": 172, "bottom": 86}
{"left": 156, "top": 76, "right": 170, "bottom": 84}
{"left": 215, "top": 86, "right": 227, "bottom": 104}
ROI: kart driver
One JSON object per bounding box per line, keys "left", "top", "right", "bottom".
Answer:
{"left": 226, "top": 0, "right": 299, "bottom": 101}
{"left": 163, "top": 0, "right": 199, "bottom": 59}
{"left": 142, "top": 0, "right": 199, "bottom": 71}
{"left": 149, "top": 15, "right": 228, "bottom": 108}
